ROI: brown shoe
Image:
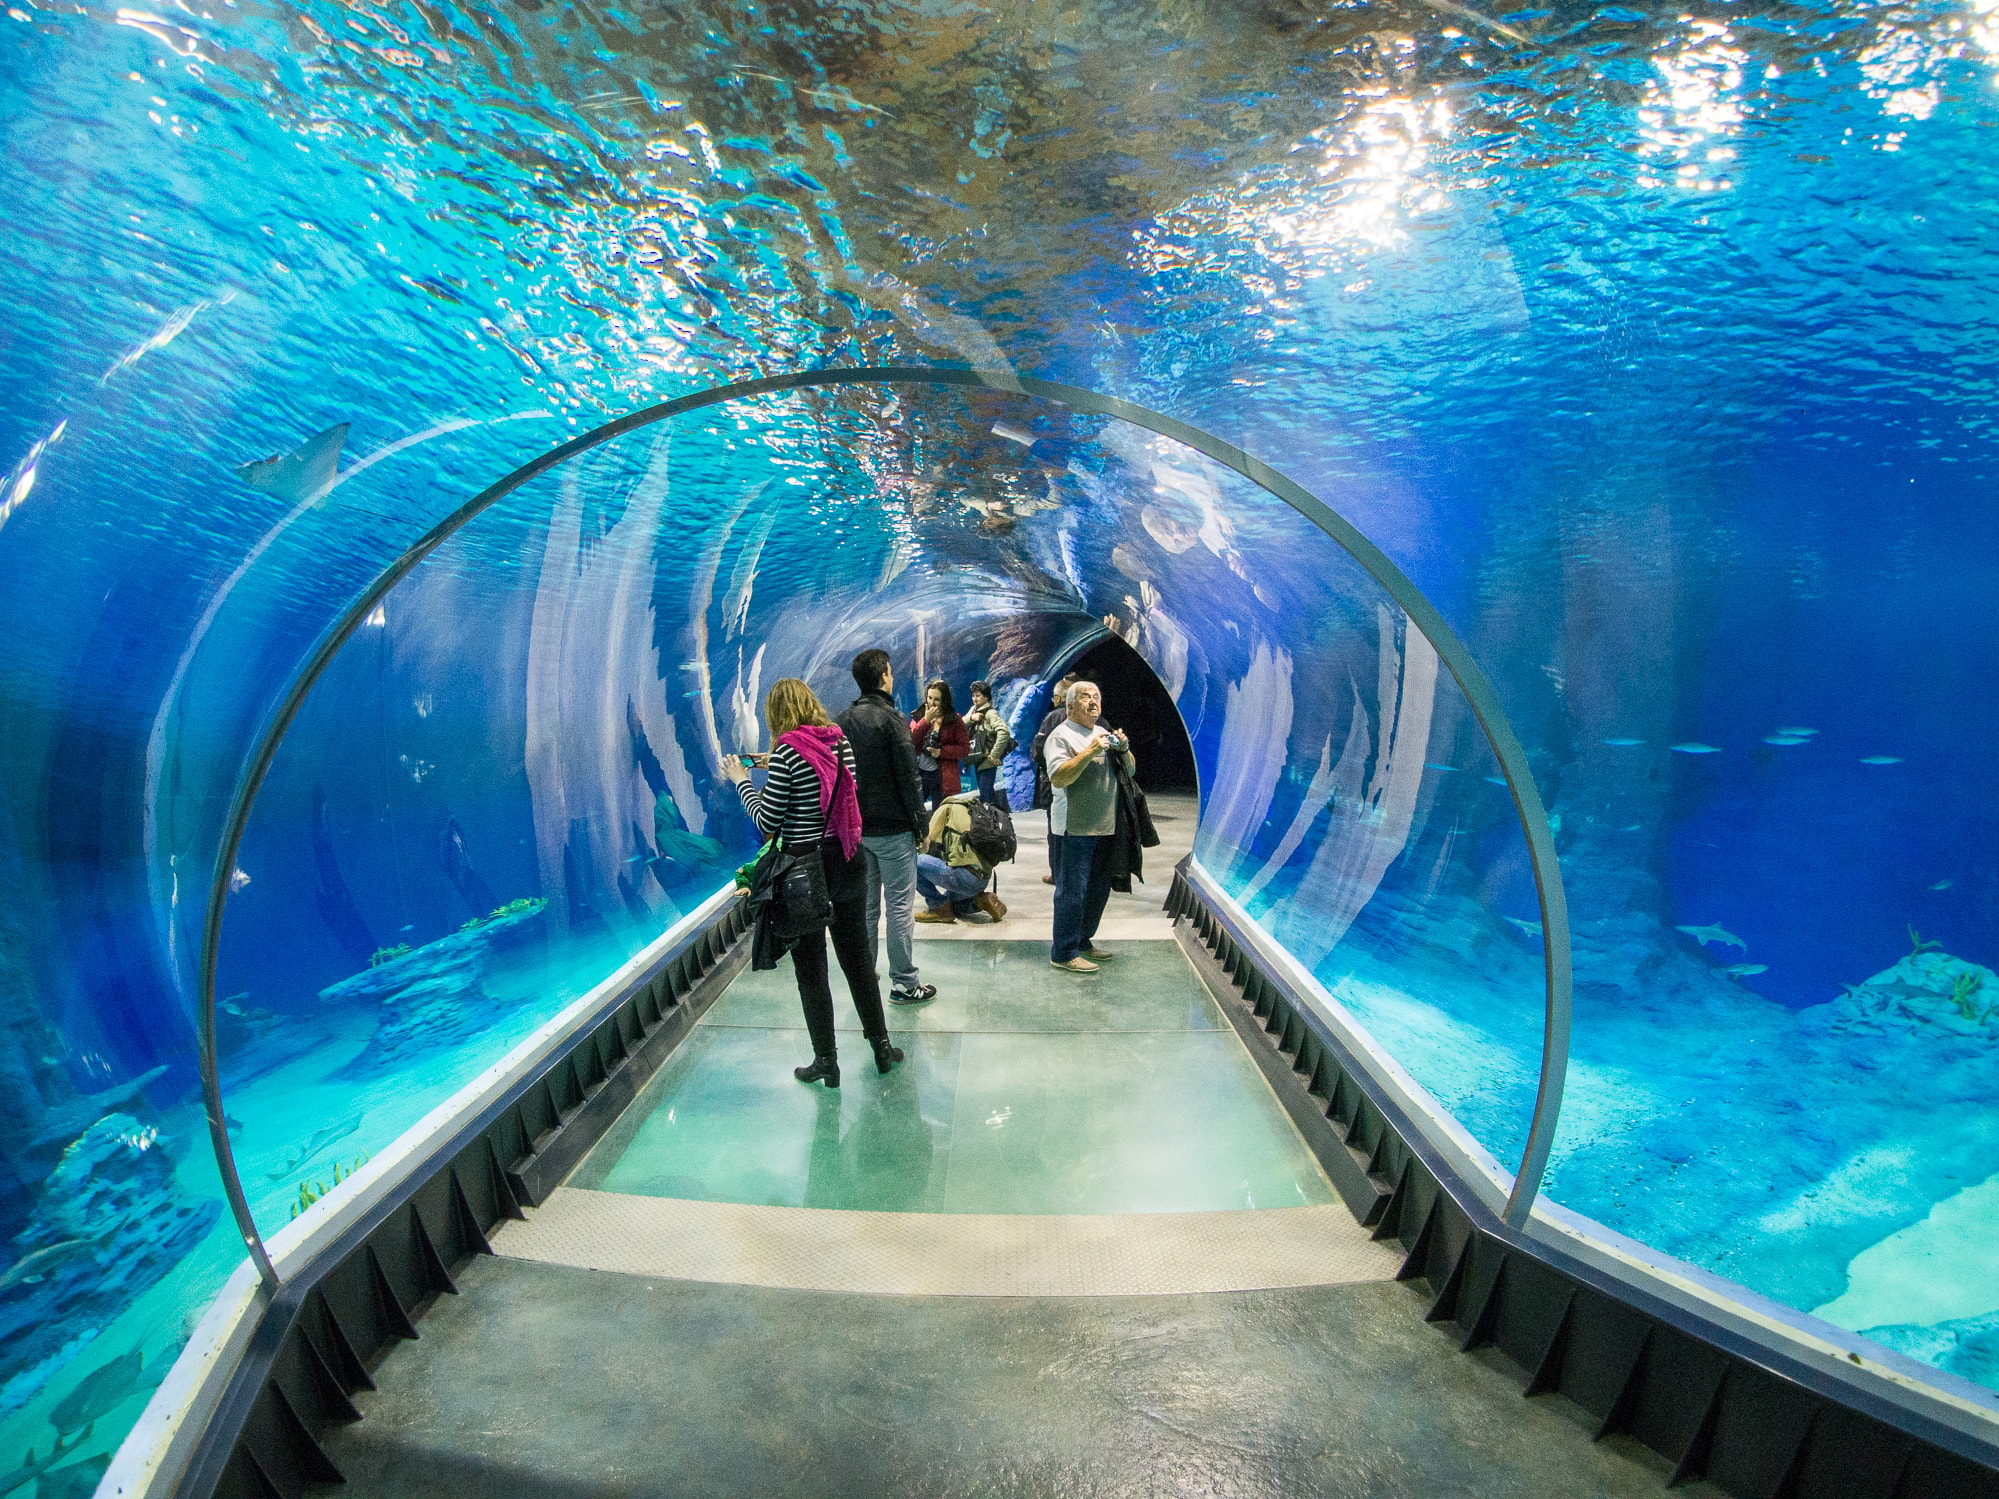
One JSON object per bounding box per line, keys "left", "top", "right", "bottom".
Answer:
{"left": 1083, "top": 947, "right": 1115, "bottom": 962}
{"left": 915, "top": 908, "right": 957, "bottom": 924}
{"left": 1050, "top": 956, "right": 1099, "bottom": 974}
{"left": 1041, "top": 873, "right": 1056, "bottom": 885}
{"left": 975, "top": 892, "right": 1007, "bottom": 921}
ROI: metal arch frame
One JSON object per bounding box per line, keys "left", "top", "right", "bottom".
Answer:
{"left": 198, "top": 364, "right": 1572, "bottom": 1289}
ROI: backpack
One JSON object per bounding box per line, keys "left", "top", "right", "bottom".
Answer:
{"left": 962, "top": 799, "right": 1017, "bottom": 868}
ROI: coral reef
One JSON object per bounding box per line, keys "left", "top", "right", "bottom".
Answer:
{"left": 0, "top": 1114, "right": 218, "bottom": 1405}
{"left": 1830, "top": 952, "right": 1997, "bottom": 1040}
{"left": 320, "top": 903, "right": 548, "bottom": 1077}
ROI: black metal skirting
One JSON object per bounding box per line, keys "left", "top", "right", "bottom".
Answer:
{"left": 175, "top": 896, "right": 752, "bottom": 1499}
{"left": 1164, "top": 868, "right": 1999, "bottom": 1499}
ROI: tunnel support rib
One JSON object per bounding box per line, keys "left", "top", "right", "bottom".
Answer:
{"left": 195, "top": 364, "right": 1572, "bottom": 1293}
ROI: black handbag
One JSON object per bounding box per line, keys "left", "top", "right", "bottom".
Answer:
{"left": 768, "top": 839, "right": 832, "bottom": 941}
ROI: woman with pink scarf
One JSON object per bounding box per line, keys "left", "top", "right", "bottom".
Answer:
{"left": 724, "top": 678, "right": 902, "bottom": 1086}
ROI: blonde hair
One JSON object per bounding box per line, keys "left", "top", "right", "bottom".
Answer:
{"left": 764, "top": 678, "right": 833, "bottom": 740}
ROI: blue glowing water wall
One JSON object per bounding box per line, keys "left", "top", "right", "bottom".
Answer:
{"left": 3, "top": 0, "right": 1998, "bottom": 1474}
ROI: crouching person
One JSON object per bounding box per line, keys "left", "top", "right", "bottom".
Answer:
{"left": 914, "top": 792, "right": 1011, "bottom": 924}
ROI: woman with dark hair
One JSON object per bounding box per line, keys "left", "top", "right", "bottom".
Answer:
{"left": 966, "top": 679, "right": 1013, "bottom": 807}
{"left": 724, "top": 677, "right": 902, "bottom": 1087}
{"left": 909, "top": 679, "right": 970, "bottom": 810}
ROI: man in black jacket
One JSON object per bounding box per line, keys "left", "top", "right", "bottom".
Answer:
{"left": 837, "top": 649, "right": 936, "bottom": 1005}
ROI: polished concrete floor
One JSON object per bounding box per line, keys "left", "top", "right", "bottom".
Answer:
{"left": 318, "top": 1256, "right": 1699, "bottom": 1498}
{"left": 573, "top": 940, "right": 1334, "bottom": 1214}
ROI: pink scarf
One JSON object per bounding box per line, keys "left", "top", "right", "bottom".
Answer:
{"left": 778, "top": 724, "right": 862, "bottom": 862}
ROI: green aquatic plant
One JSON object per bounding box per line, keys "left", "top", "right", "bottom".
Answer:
{"left": 1950, "top": 971, "right": 1985, "bottom": 1021}
{"left": 461, "top": 895, "right": 547, "bottom": 932}
{"left": 1907, "top": 924, "right": 1942, "bottom": 957}
{"left": 369, "top": 943, "right": 410, "bottom": 967}
{"left": 289, "top": 1151, "right": 370, "bottom": 1221}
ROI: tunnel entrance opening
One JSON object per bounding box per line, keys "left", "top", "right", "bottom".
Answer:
{"left": 1059, "top": 633, "right": 1198, "bottom": 796}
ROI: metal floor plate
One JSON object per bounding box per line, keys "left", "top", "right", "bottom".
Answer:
{"left": 494, "top": 1188, "right": 1402, "bottom": 1296}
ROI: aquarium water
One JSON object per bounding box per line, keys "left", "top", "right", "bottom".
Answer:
{"left": 1, "top": 0, "right": 1996, "bottom": 1482}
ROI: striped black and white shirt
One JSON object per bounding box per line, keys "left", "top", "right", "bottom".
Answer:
{"left": 736, "top": 738, "right": 859, "bottom": 846}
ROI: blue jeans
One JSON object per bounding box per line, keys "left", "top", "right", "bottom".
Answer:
{"left": 917, "top": 853, "right": 986, "bottom": 915}
{"left": 975, "top": 764, "right": 1001, "bottom": 805}
{"left": 1050, "top": 833, "right": 1111, "bottom": 962}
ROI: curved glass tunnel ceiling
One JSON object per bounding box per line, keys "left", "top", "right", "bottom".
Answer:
{"left": 3, "top": 0, "right": 1999, "bottom": 1477}
{"left": 204, "top": 374, "right": 1563, "bottom": 1251}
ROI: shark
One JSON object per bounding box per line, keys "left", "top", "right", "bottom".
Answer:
{"left": 1676, "top": 923, "right": 1747, "bottom": 951}
{"left": 1844, "top": 979, "right": 1944, "bottom": 1006}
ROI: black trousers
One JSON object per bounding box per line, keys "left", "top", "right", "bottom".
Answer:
{"left": 791, "top": 837, "right": 889, "bottom": 1059}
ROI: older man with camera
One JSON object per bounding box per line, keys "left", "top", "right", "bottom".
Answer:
{"left": 1042, "top": 680, "right": 1135, "bottom": 974}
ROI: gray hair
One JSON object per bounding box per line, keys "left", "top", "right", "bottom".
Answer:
{"left": 1064, "top": 680, "right": 1098, "bottom": 707}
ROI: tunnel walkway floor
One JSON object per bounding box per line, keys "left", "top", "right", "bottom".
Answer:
{"left": 306, "top": 794, "right": 1699, "bottom": 1496}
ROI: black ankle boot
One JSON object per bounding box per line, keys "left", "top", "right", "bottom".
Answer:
{"left": 870, "top": 1035, "right": 904, "bottom": 1075}
{"left": 794, "top": 1055, "right": 839, "bottom": 1088}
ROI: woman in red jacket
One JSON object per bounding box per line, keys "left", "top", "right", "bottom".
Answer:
{"left": 910, "top": 680, "right": 970, "bottom": 809}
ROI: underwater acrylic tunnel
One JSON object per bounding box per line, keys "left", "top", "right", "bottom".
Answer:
{"left": 4, "top": 0, "right": 1999, "bottom": 1490}
{"left": 190, "top": 367, "right": 1575, "bottom": 1285}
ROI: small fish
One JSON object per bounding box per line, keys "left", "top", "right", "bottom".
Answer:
{"left": 1504, "top": 917, "right": 1543, "bottom": 938}
{"left": 1424, "top": 763, "right": 1461, "bottom": 772}
{"left": 726, "top": 67, "right": 895, "bottom": 117}
{"left": 991, "top": 421, "right": 1036, "bottom": 447}
{"left": 1763, "top": 735, "right": 1809, "bottom": 746}
{"left": 1410, "top": 0, "right": 1532, "bottom": 45}
{"left": 1930, "top": 880, "right": 1953, "bottom": 891}
{"left": 1723, "top": 963, "right": 1768, "bottom": 977}
{"left": 1776, "top": 727, "right": 1818, "bottom": 737}
{"left": 228, "top": 867, "right": 251, "bottom": 892}
{"left": 1484, "top": 776, "right": 1508, "bottom": 787}
{"left": 1859, "top": 756, "right": 1903, "bottom": 766}
{"left": 1599, "top": 737, "right": 1645, "bottom": 747}
{"left": 1670, "top": 743, "right": 1720, "bottom": 755}
{"left": 224, "top": 1113, "right": 244, "bottom": 1133}
{"left": 403, "top": 274, "right": 465, "bottom": 305}
{"left": 1676, "top": 923, "right": 1747, "bottom": 951}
